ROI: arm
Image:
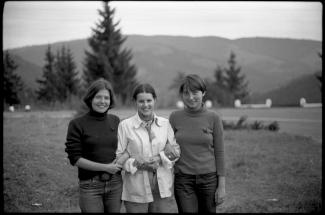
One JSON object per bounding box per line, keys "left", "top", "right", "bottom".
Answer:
{"left": 159, "top": 122, "right": 181, "bottom": 169}
{"left": 213, "top": 114, "right": 226, "bottom": 204}
{"left": 116, "top": 122, "right": 138, "bottom": 174}
{"left": 65, "top": 119, "right": 83, "bottom": 166}
{"left": 115, "top": 150, "right": 130, "bottom": 166}
{"left": 75, "top": 158, "right": 122, "bottom": 174}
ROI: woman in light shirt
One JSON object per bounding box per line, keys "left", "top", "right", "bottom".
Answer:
{"left": 115, "top": 83, "right": 180, "bottom": 213}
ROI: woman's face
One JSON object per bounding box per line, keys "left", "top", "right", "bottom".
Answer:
{"left": 91, "top": 89, "right": 110, "bottom": 113}
{"left": 136, "top": 92, "right": 155, "bottom": 120}
{"left": 182, "top": 89, "right": 205, "bottom": 111}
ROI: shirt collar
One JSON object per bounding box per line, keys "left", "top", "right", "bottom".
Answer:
{"left": 133, "top": 112, "right": 162, "bottom": 129}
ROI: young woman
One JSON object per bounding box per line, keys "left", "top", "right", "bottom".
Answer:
{"left": 115, "top": 83, "right": 180, "bottom": 213}
{"left": 169, "top": 74, "right": 226, "bottom": 213}
{"left": 65, "top": 78, "right": 123, "bottom": 213}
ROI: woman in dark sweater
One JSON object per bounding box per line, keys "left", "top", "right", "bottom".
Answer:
{"left": 65, "top": 78, "right": 122, "bottom": 213}
{"left": 169, "top": 74, "right": 226, "bottom": 213}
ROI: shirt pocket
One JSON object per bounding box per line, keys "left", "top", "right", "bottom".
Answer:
{"left": 202, "top": 127, "right": 214, "bottom": 142}
{"left": 202, "top": 127, "right": 213, "bottom": 135}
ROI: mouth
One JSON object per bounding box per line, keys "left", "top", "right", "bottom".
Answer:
{"left": 97, "top": 105, "right": 108, "bottom": 109}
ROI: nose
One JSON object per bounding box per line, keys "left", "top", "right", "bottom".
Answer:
{"left": 143, "top": 101, "right": 149, "bottom": 107}
{"left": 188, "top": 92, "right": 195, "bottom": 100}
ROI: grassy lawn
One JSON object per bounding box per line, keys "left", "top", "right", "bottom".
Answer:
{"left": 3, "top": 113, "right": 322, "bottom": 212}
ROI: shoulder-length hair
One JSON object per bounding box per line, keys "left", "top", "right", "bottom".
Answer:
{"left": 179, "top": 74, "right": 207, "bottom": 94}
{"left": 83, "top": 78, "right": 116, "bottom": 110}
{"left": 132, "top": 83, "right": 157, "bottom": 101}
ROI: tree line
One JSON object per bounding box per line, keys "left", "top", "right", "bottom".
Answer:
{"left": 170, "top": 51, "right": 249, "bottom": 107}
{"left": 3, "top": 2, "right": 137, "bottom": 109}
{"left": 3, "top": 1, "right": 322, "bottom": 109}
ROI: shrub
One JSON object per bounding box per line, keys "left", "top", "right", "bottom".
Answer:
{"left": 267, "top": 121, "right": 280, "bottom": 131}
{"left": 223, "top": 116, "right": 279, "bottom": 132}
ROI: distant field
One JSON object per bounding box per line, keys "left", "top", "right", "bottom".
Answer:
{"left": 4, "top": 107, "right": 322, "bottom": 141}
{"left": 3, "top": 108, "right": 322, "bottom": 212}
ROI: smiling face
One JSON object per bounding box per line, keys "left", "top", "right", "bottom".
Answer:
{"left": 182, "top": 88, "right": 205, "bottom": 111}
{"left": 136, "top": 92, "right": 155, "bottom": 121}
{"left": 91, "top": 89, "right": 110, "bottom": 113}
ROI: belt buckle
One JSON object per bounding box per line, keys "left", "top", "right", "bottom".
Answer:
{"left": 100, "top": 173, "right": 111, "bottom": 181}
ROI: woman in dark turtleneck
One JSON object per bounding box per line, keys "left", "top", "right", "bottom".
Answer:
{"left": 65, "top": 78, "right": 122, "bottom": 213}
{"left": 169, "top": 74, "right": 226, "bottom": 213}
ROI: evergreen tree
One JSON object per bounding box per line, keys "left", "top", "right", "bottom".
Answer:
{"left": 214, "top": 65, "right": 227, "bottom": 89}
{"left": 36, "top": 45, "right": 58, "bottom": 103}
{"left": 55, "top": 45, "right": 80, "bottom": 102}
{"left": 83, "top": 1, "right": 137, "bottom": 105}
{"left": 3, "top": 51, "right": 24, "bottom": 105}
{"left": 224, "top": 51, "right": 249, "bottom": 103}
{"left": 315, "top": 52, "right": 322, "bottom": 92}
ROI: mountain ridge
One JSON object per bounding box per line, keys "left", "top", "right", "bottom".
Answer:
{"left": 7, "top": 35, "right": 322, "bottom": 106}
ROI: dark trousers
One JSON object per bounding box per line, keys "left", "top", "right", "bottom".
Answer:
{"left": 79, "top": 173, "right": 122, "bottom": 213}
{"left": 174, "top": 171, "right": 218, "bottom": 213}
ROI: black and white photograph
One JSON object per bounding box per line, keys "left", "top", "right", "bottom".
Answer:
{"left": 3, "top": 1, "right": 322, "bottom": 213}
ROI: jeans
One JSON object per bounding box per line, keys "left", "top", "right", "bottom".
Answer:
{"left": 124, "top": 171, "right": 173, "bottom": 213}
{"left": 79, "top": 173, "right": 122, "bottom": 213}
{"left": 174, "top": 171, "right": 218, "bottom": 213}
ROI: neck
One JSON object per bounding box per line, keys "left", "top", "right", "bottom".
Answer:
{"left": 185, "top": 103, "right": 204, "bottom": 113}
{"left": 89, "top": 108, "right": 108, "bottom": 117}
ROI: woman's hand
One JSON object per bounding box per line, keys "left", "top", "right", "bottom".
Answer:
{"left": 164, "top": 142, "right": 179, "bottom": 161}
{"left": 215, "top": 176, "right": 226, "bottom": 205}
{"left": 104, "top": 163, "right": 122, "bottom": 174}
{"left": 132, "top": 155, "right": 160, "bottom": 171}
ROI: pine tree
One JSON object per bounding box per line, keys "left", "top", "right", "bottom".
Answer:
{"left": 315, "top": 52, "right": 322, "bottom": 92}
{"left": 83, "top": 1, "right": 137, "bottom": 105}
{"left": 224, "top": 51, "right": 249, "bottom": 103}
{"left": 55, "top": 45, "right": 80, "bottom": 102}
{"left": 36, "top": 45, "right": 58, "bottom": 103}
{"left": 3, "top": 51, "right": 24, "bottom": 105}
{"left": 214, "top": 65, "right": 227, "bottom": 89}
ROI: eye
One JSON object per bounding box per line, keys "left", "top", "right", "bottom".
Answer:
{"left": 193, "top": 91, "right": 200, "bottom": 95}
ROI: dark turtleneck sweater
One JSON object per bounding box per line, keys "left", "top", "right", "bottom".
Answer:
{"left": 169, "top": 105, "right": 225, "bottom": 176}
{"left": 65, "top": 110, "right": 120, "bottom": 180}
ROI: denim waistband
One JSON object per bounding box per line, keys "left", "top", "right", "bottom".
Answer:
{"left": 81, "top": 171, "right": 121, "bottom": 182}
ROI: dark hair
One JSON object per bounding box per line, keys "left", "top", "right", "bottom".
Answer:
{"left": 83, "top": 78, "right": 116, "bottom": 110}
{"left": 132, "top": 83, "right": 157, "bottom": 101}
{"left": 179, "top": 74, "right": 207, "bottom": 94}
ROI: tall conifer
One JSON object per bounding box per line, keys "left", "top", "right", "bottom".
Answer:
{"left": 36, "top": 45, "right": 58, "bottom": 103}
{"left": 55, "top": 45, "right": 80, "bottom": 102}
{"left": 83, "top": 1, "right": 137, "bottom": 105}
{"left": 3, "top": 51, "right": 24, "bottom": 105}
{"left": 224, "top": 51, "right": 249, "bottom": 103}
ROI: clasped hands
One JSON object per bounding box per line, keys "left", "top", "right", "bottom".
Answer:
{"left": 132, "top": 155, "right": 161, "bottom": 172}
{"left": 132, "top": 142, "right": 179, "bottom": 171}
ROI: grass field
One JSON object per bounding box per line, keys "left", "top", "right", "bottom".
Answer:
{"left": 3, "top": 109, "right": 322, "bottom": 212}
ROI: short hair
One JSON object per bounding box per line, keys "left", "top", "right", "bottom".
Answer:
{"left": 132, "top": 83, "right": 157, "bottom": 101}
{"left": 83, "top": 78, "right": 116, "bottom": 110}
{"left": 179, "top": 74, "right": 207, "bottom": 94}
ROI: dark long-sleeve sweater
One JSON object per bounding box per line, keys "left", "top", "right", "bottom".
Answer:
{"left": 65, "top": 110, "right": 120, "bottom": 180}
{"left": 169, "top": 106, "right": 225, "bottom": 176}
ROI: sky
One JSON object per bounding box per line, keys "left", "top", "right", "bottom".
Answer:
{"left": 3, "top": 1, "right": 323, "bottom": 50}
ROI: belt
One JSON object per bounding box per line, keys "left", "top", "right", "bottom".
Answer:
{"left": 93, "top": 171, "right": 121, "bottom": 181}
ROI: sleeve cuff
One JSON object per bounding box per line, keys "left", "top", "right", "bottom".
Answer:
{"left": 123, "top": 158, "right": 138, "bottom": 174}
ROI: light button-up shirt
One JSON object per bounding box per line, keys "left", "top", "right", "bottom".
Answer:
{"left": 116, "top": 113, "right": 180, "bottom": 203}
